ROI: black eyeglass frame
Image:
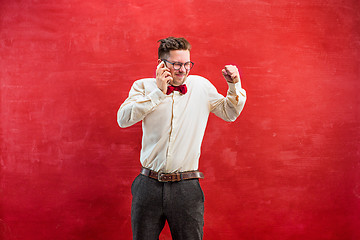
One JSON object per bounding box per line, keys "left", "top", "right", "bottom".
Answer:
{"left": 161, "top": 59, "right": 195, "bottom": 71}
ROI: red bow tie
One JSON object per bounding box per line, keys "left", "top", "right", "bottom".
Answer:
{"left": 166, "top": 84, "right": 187, "bottom": 95}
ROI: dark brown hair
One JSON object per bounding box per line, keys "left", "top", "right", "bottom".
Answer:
{"left": 157, "top": 37, "right": 192, "bottom": 59}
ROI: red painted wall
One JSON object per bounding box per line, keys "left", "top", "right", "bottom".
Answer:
{"left": 1, "top": 0, "right": 359, "bottom": 239}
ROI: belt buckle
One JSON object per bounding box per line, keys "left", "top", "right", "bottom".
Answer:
{"left": 157, "top": 171, "right": 166, "bottom": 182}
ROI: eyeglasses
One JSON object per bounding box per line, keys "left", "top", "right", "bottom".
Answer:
{"left": 161, "top": 59, "right": 194, "bottom": 71}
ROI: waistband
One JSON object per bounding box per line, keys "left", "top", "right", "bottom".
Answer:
{"left": 140, "top": 167, "right": 204, "bottom": 182}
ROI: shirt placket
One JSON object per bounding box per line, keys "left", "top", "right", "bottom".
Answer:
{"left": 165, "top": 92, "right": 178, "bottom": 172}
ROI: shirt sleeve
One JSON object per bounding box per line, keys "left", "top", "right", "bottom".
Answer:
{"left": 117, "top": 79, "right": 166, "bottom": 128}
{"left": 208, "top": 81, "right": 247, "bottom": 122}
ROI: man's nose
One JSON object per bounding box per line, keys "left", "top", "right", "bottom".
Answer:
{"left": 179, "top": 64, "right": 187, "bottom": 72}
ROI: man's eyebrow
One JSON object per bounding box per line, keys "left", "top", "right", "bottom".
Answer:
{"left": 174, "top": 61, "right": 191, "bottom": 63}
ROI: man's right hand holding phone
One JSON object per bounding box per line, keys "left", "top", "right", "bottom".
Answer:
{"left": 156, "top": 61, "right": 172, "bottom": 94}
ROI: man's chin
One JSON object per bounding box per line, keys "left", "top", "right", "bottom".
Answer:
{"left": 172, "top": 76, "right": 187, "bottom": 86}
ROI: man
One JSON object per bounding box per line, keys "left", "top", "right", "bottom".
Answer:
{"left": 117, "top": 37, "right": 246, "bottom": 240}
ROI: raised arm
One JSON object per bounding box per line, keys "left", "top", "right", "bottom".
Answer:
{"left": 117, "top": 79, "right": 166, "bottom": 128}
{"left": 208, "top": 65, "right": 246, "bottom": 122}
{"left": 117, "top": 62, "right": 174, "bottom": 128}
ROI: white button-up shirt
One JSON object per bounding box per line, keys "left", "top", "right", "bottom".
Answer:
{"left": 117, "top": 75, "right": 246, "bottom": 173}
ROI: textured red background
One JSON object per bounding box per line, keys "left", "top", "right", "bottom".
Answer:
{"left": 1, "top": 0, "right": 359, "bottom": 239}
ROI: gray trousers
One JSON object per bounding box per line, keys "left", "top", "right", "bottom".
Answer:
{"left": 131, "top": 174, "right": 204, "bottom": 240}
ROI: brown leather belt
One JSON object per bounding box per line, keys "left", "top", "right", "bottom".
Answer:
{"left": 140, "top": 167, "right": 204, "bottom": 182}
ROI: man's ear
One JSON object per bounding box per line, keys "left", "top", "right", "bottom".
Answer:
{"left": 157, "top": 59, "right": 162, "bottom": 64}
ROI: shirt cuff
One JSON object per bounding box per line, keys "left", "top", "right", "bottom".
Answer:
{"left": 148, "top": 87, "right": 167, "bottom": 106}
{"left": 228, "top": 82, "right": 246, "bottom": 97}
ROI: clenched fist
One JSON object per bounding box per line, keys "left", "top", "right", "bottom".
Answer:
{"left": 222, "top": 65, "right": 240, "bottom": 84}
